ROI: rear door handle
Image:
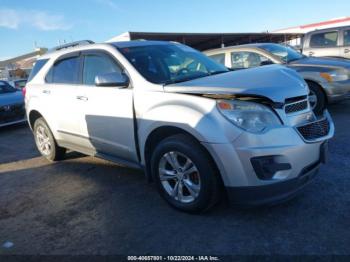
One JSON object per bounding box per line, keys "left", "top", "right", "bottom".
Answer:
{"left": 42, "top": 90, "right": 51, "bottom": 94}
{"left": 76, "top": 96, "right": 88, "bottom": 101}
{"left": 345, "top": 49, "right": 350, "bottom": 53}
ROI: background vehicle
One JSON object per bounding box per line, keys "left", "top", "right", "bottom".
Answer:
{"left": 205, "top": 43, "right": 350, "bottom": 114}
{"left": 25, "top": 40, "right": 333, "bottom": 213}
{"left": 9, "top": 79, "right": 27, "bottom": 90}
{"left": 0, "top": 80, "right": 26, "bottom": 127}
{"left": 302, "top": 26, "right": 350, "bottom": 59}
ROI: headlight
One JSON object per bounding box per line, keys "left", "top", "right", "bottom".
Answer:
{"left": 320, "top": 69, "right": 349, "bottom": 82}
{"left": 217, "top": 100, "right": 282, "bottom": 133}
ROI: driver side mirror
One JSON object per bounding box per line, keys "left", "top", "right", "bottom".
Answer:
{"left": 95, "top": 72, "right": 129, "bottom": 88}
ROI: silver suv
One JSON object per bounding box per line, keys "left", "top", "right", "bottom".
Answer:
{"left": 25, "top": 40, "right": 334, "bottom": 212}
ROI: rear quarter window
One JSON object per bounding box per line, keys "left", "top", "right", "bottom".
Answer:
{"left": 27, "top": 59, "right": 49, "bottom": 82}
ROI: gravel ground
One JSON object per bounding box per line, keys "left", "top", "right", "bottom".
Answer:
{"left": 0, "top": 101, "right": 349, "bottom": 256}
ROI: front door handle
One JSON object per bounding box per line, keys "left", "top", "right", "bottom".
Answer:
{"left": 344, "top": 48, "right": 350, "bottom": 54}
{"left": 42, "top": 90, "right": 51, "bottom": 94}
{"left": 309, "top": 51, "right": 314, "bottom": 56}
{"left": 76, "top": 96, "right": 88, "bottom": 101}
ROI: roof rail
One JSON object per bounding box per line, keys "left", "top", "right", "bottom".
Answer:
{"left": 49, "top": 40, "right": 95, "bottom": 53}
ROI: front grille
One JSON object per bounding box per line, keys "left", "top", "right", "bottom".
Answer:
{"left": 297, "top": 118, "right": 330, "bottom": 141}
{"left": 0, "top": 103, "right": 25, "bottom": 124}
{"left": 285, "top": 100, "right": 308, "bottom": 114}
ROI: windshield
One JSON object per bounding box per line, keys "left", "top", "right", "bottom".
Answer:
{"left": 259, "top": 44, "right": 304, "bottom": 63}
{"left": 118, "top": 43, "right": 229, "bottom": 84}
{"left": 0, "top": 81, "right": 16, "bottom": 94}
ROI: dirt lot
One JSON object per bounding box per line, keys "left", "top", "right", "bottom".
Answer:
{"left": 0, "top": 101, "right": 350, "bottom": 255}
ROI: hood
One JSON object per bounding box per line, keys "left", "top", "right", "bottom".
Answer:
{"left": 164, "top": 65, "right": 308, "bottom": 103}
{"left": 289, "top": 56, "right": 350, "bottom": 70}
{"left": 0, "top": 91, "right": 24, "bottom": 107}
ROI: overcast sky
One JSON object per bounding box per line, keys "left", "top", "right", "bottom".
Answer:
{"left": 1, "top": 0, "right": 350, "bottom": 59}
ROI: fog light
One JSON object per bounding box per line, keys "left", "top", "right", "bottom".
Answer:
{"left": 251, "top": 156, "right": 291, "bottom": 180}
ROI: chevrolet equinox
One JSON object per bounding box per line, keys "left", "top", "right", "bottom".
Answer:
{"left": 25, "top": 40, "right": 334, "bottom": 212}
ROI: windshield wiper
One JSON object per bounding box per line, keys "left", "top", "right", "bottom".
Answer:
{"left": 164, "top": 73, "right": 210, "bottom": 85}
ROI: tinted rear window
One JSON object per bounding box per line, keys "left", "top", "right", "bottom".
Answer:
{"left": 28, "top": 59, "right": 48, "bottom": 82}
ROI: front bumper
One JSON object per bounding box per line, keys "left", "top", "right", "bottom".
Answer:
{"left": 202, "top": 113, "right": 333, "bottom": 206}
{"left": 226, "top": 149, "right": 323, "bottom": 206}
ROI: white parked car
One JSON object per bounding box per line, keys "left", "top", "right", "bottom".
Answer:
{"left": 25, "top": 40, "right": 333, "bottom": 212}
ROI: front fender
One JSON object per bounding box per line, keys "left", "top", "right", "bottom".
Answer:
{"left": 136, "top": 96, "right": 242, "bottom": 164}
{"left": 290, "top": 66, "right": 334, "bottom": 89}
{"left": 297, "top": 72, "right": 326, "bottom": 86}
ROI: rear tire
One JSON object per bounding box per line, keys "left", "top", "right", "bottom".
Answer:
{"left": 307, "top": 81, "right": 326, "bottom": 115}
{"left": 151, "top": 134, "right": 221, "bottom": 213}
{"left": 33, "top": 117, "right": 66, "bottom": 161}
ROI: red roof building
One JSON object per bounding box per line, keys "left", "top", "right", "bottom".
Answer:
{"left": 274, "top": 17, "right": 350, "bottom": 34}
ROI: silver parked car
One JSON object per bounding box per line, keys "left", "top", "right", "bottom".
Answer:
{"left": 0, "top": 80, "right": 26, "bottom": 127}
{"left": 302, "top": 26, "right": 350, "bottom": 59}
{"left": 205, "top": 43, "right": 350, "bottom": 114}
{"left": 25, "top": 40, "right": 333, "bottom": 212}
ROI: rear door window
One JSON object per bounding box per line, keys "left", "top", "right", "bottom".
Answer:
{"left": 231, "top": 51, "right": 270, "bottom": 69}
{"left": 310, "top": 31, "right": 338, "bottom": 47}
{"left": 46, "top": 56, "right": 80, "bottom": 84}
{"left": 208, "top": 53, "right": 225, "bottom": 65}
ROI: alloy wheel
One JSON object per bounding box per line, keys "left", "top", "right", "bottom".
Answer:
{"left": 36, "top": 125, "right": 52, "bottom": 156}
{"left": 158, "top": 151, "right": 201, "bottom": 204}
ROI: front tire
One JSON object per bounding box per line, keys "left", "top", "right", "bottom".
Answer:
{"left": 151, "top": 134, "right": 221, "bottom": 213}
{"left": 33, "top": 117, "right": 66, "bottom": 161}
{"left": 307, "top": 81, "right": 326, "bottom": 115}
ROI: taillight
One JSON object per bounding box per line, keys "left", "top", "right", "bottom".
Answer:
{"left": 22, "top": 86, "right": 26, "bottom": 97}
